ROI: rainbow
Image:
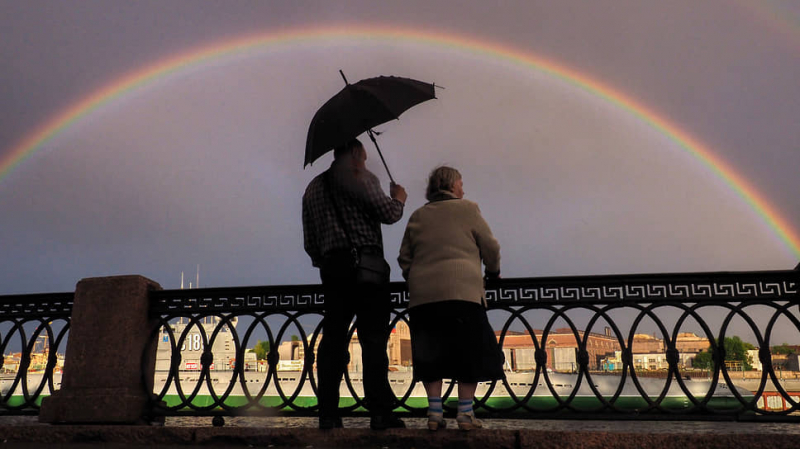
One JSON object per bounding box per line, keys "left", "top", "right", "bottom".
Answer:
{"left": 1, "top": 24, "right": 798, "bottom": 259}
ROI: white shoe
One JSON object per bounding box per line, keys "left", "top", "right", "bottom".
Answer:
{"left": 427, "top": 414, "right": 447, "bottom": 431}
{"left": 456, "top": 413, "right": 482, "bottom": 431}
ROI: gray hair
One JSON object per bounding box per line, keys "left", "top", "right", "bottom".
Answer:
{"left": 425, "top": 166, "right": 461, "bottom": 201}
{"left": 333, "top": 138, "right": 363, "bottom": 159}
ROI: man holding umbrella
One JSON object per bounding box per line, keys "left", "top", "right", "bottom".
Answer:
{"left": 303, "top": 73, "right": 435, "bottom": 429}
{"left": 302, "top": 138, "right": 408, "bottom": 430}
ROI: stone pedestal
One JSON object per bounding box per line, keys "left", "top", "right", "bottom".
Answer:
{"left": 39, "top": 275, "right": 162, "bottom": 424}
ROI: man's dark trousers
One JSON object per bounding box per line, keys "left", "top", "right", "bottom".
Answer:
{"left": 317, "top": 259, "right": 397, "bottom": 420}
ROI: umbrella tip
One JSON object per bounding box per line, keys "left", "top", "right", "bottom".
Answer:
{"left": 339, "top": 70, "right": 349, "bottom": 85}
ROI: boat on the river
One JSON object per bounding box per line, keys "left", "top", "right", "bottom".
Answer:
{"left": 2, "top": 368, "right": 759, "bottom": 413}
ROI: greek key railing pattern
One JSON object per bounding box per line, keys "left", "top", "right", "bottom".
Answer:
{"left": 2, "top": 268, "right": 799, "bottom": 421}
{"left": 483, "top": 271, "right": 799, "bottom": 304}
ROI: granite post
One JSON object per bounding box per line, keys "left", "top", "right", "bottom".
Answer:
{"left": 39, "top": 275, "right": 162, "bottom": 424}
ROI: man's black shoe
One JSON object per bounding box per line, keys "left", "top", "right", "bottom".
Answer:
{"left": 370, "top": 415, "right": 406, "bottom": 430}
{"left": 319, "top": 416, "right": 343, "bottom": 430}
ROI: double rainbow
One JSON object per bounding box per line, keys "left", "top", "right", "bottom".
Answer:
{"left": 1, "top": 25, "right": 798, "bottom": 259}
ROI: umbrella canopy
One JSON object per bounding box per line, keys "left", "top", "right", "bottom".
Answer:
{"left": 304, "top": 74, "right": 436, "bottom": 169}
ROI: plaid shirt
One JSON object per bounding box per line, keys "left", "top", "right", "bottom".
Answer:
{"left": 302, "top": 163, "right": 404, "bottom": 267}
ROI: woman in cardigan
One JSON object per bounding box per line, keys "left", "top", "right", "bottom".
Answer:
{"left": 398, "top": 166, "right": 504, "bottom": 431}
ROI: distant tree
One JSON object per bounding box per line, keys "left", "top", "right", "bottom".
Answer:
{"left": 691, "top": 336, "right": 754, "bottom": 370}
{"left": 771, "top": 343, "right": 796, "bottom": 355}
{"left": 693, "top": 350, "right": 714, "bottom": 370}
{"left": 724, "top": 336, "right": 755, "bottom": 370}
{"left": 249, "top": 340, "right": 270, "bottom": 360}
{"left": 291, "top": 335, "right": 300, "bottom": 342}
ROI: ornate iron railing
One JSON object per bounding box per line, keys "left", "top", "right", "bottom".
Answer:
{"left": 2, "top": 268, "right": 799, "bottom": 422}
{"left": 0, "top": 292, "right": 73, "bottom": 414}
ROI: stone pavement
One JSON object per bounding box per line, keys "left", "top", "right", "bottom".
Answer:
{"left": 2, "top": 417, "right": 800, "bottom": 448}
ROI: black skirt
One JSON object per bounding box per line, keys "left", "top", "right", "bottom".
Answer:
{"left": 409, "top": 300, "right": 505, "bottom": 383}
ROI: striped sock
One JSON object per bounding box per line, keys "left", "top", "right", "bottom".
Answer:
{"left": 428, "top": 397, "right": 443, "bottom": 417}
{"left": 457, "top": 399, "right": 473, "bottom": 415}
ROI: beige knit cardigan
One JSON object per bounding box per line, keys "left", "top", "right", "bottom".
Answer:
{"left": 398, "top": 194, "right": 501, "bottom": 309}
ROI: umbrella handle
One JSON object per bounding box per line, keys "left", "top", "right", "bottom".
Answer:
{"left": 367, "top": 129, "right": 395, "bottom": 184}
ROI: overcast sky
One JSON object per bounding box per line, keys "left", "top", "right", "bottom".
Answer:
{"left": 1, "top": 0, "right": 799, "bottom": 302}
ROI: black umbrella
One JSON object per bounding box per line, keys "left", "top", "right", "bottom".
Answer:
{"left": 304, "top": 71, "right": 436, "bottom": 182}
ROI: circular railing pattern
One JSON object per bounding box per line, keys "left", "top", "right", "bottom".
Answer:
{"left": 1, "top": 292, "right": 73, "bottom": 414}
{"left": 142, "top": 269, "right": 799, "bottom": 420}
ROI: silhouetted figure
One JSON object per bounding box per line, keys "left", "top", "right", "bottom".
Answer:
{"left": 302, "top": 138, "right": 408, "bottom": 430}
